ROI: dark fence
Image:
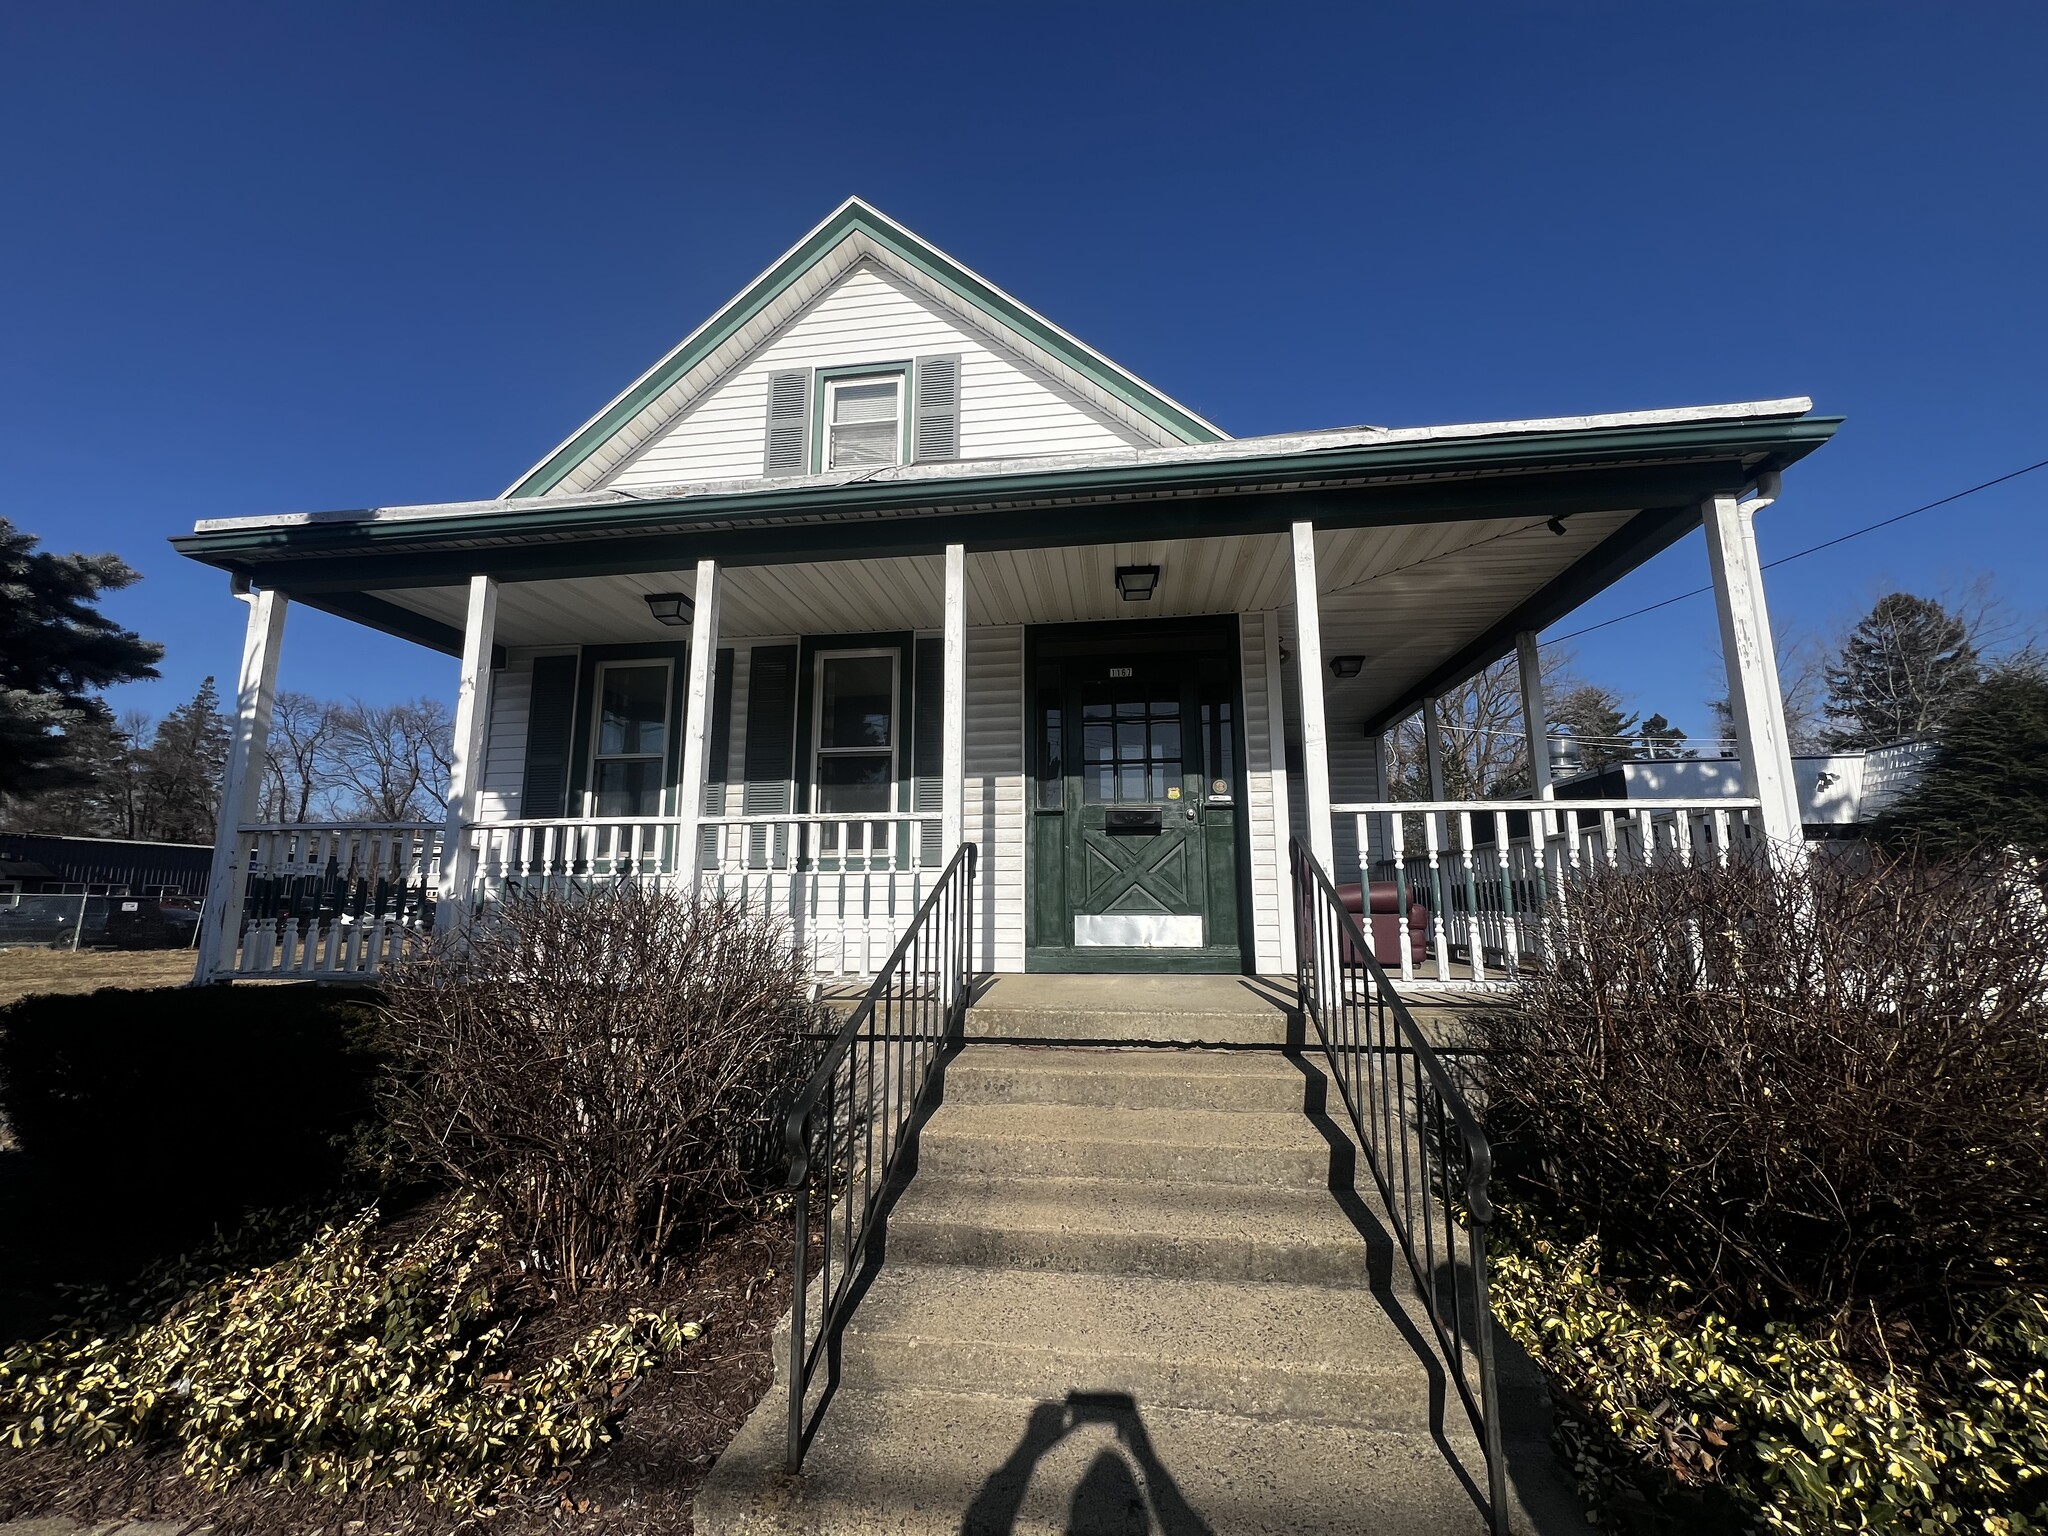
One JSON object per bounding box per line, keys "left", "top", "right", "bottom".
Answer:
{"left": 1291, "top": 838, "right": 1508, "bottom": 1535}
{"left": 783, "top": 841, "right": 977, "bottom": 1467}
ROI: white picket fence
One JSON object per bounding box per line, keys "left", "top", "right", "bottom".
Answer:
{"left": 226, "top": 822, "right": 442, "bottom": 979}
{"left": 1341, "top": 796, "right": 1765, "bottom": 987}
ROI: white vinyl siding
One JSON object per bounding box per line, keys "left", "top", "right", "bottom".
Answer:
{"left": 966, "top": 624, "right": 1025, "bottom": 973}
{"left": 1240, "top": 613, "right": 1292, "bottom": 974}
{"left": 604, "top": 263, "right": 1147, "bottom": 489}
{"left": 476, "top": 657, "right": 535, "bottom": 822}
{"left": 1328, "top": 710, "right": 1381, "bottom": 885}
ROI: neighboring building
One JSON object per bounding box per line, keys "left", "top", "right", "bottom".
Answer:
{"left": 0, "top": 832, "right": 212, "bottom": 903}
{"left": 1553, "top": 739, "right": 1936, "bottom": 838}
{"left": 169, "top": 197, "right": 1838, "bottom": 984}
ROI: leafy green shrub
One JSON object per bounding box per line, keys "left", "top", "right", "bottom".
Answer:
{"left": 378, "top": 885, "right": 820, "bottom": 1292}
{"left": 0, "top": 983, "right": 392, "bottom": 1222}
{"left": 1492, "top": 1222, "right": 2048, "bottom": 1534}
{"left": 0, "top": 1197, "right": 697, "bottom": 1511}
{"left": 1474, "top": 851, "right": 2048, "bottom": 1344}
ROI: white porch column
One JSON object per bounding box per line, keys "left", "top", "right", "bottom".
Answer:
{"left": 940, "top": 543, "right": 967, "bottom": 859}
{"left": 192, "top": 585, "right": 287, "bottom": 982}
{"left": 1422, "top": 699, "right": 1448, "bottom": 800}
{"left": 1515, "top": 631, "right": 1553, "bottom": 799}
{"left": 1704, "top": 493, "right": 1803, "bottom": 845}
{"left": 435, "top": 575, "right": 499, "bottom": 932}
{"left": 1290, "top": 521, "right": 1336, "bottom": 871}
{"left": 676, "top": 559, "right": 723, "bottom": 889}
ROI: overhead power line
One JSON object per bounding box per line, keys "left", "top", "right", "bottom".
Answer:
{"left": 1544, "top": 456, "right": 2048, "bottom": 648}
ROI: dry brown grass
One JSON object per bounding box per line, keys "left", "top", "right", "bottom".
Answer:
{"left": 0, "top": 949, "right": 196, "bottom": 1008}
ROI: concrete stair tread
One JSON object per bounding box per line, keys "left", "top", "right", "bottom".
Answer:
{"left": 701, "top": 1384, "right": 1504, "bottom": 1536}
{"left": 839, "top": 1261, "right": 1417, "bottom": 1409}
{"left": 922, "top": 1102, "right": 1326, "bottom": 1151}
{"left": 942, "top": 1045, "right": 1312, "bottom": 1111}
{"left": 946, "top": 1043, "right": 1306, "bottom": 1081}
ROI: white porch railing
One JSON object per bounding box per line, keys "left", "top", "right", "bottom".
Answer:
{"left": 226, "top": 822, "right": 443, "bottom": 979}
{"left": 212, "top": 813, "right": 945, "bottom": 983}
{"left": 1340, "top": 797, "right": 1764, "bottom": 988}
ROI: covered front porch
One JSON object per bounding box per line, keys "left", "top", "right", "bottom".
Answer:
{"left": 173, "top": 400, "right": 1832, "bottom": 989}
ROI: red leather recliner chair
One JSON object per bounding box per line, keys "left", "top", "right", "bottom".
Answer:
{"left": 1333, "top": 881, "right": 1429, "bottom": 968}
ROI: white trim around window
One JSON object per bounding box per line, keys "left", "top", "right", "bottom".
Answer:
{"left": 586, "top": 657, "right": 676, "bottom": 818}
{"left": 810, "top": 647, "right": 901, "bottom": 817}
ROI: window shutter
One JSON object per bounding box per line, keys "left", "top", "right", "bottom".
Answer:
{"left": 519, "top": 654, "right": 579, "bottom": 820}
{"left": 912, "top": 636, "right": 945, "bottom": 866}
{"left": 913, "top": 355, "right": 960, "bottom": 463}
{"left": 764, "top": 370, "right": 812, "bottom": 475}
{"left": 741, "top": 644, "right": 798, "bottom": 867}
{"left": 699, "top": 647, "right": 734, "bottom": 870}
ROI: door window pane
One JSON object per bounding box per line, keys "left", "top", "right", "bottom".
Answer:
{"left": 1078, "top": 673, "right": 1184, "bottom": 805}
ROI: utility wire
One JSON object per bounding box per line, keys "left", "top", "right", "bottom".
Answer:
{"left": 1544, "top": 456, "right": 2048, "bottom": 648}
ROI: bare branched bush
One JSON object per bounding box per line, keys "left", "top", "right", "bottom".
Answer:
{"left": 378, "top": 885, "right": 823, "bottom": 1291}
{"left": 1474, "top": 850, "right": 2048, "bottom": 1355}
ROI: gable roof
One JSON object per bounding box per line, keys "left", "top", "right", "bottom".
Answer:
{"left": 504, "top": 197, "right": 1228, "bottom": 499}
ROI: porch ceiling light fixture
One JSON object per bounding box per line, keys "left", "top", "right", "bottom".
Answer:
{"left": 643, "top": 592, "right": 694, "bottom": 627}
{"left": 1114, "top": 564, "right": 1161, "bottom": 602}
{"left": 1546, "top": 517, "right": 1569, "bottom": 536}
{"left": 1329, "top": 655, "right": 1364, "bottom": 679}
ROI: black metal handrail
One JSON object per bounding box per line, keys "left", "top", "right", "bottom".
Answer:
{"left": 1290, "top": 838, "right": 1507, "bottom": 1535}
{"left": 783, "top": 840, "right": 977, "bottom": 1468}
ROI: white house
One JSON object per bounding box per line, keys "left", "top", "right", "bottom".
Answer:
{"left": 174, "top": 197, "right": 1837, "bottom": 986}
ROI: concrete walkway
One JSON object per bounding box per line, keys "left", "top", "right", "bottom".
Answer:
{"left": 700, "top": 979, "right": 1583, "bottom": 1535}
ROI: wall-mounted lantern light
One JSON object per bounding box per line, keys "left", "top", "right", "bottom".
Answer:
{"left": 644, "top": 592, "right": 694, "bottom": 627}
{"left": 1329, "top": 655, "right": 1364, "bottom": 679}
{"left": 1114, "top": 564, "right": 1161, "bottom": 602}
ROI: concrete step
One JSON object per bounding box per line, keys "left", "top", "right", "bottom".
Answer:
{"left": 700, "top": 1384, "right": 1504, "bottom": 1536}
{"left": 943, "top": 1043, "right": 1314, "bottom": 1112}
{"left": 886, "top": 1171, "right": 1374, "bottom": 1288}
{"left": 965, "top": 974, "right": 1301, "bottom": 1046}
{"left": 836, "top": 1263, "right": 1423, "bottom": 1429}
{"left": 916, "top": 1102, "right": 1338, "bottom": 1190}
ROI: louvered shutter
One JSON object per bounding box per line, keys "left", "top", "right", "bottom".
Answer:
{"left": 699, "top": 648, "right": 734, "bottom": 870}
{"left": 913, "top": 355, "right": 960, "bottom": 463}
{"left": 741, "top": 644, "right": 798, "bottom": 868}
{"left": 911, "top": 637, "right": 945, "bottom": 866}
{"left": 764, "top": 370, "right": 812, "bottom": 475}
{"left": 519, "top": 654, "right": 579, "bottom": 820}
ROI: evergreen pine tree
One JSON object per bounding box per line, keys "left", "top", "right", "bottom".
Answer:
{"left": 0, "top": 518, "right": 162, "bottom": 796}
{"left": 1881, "top": 656, "right": 2048, "bottom": 864}
{"left": 1822, "top": 592, "right": 1981, "bottom": 750}
{"left": 138, "top": 677, "right": 231, "bottom": 842}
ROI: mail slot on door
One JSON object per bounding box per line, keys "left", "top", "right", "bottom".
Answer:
{"left": 1104, "top": 808, "right": 1164, "bottom": 834}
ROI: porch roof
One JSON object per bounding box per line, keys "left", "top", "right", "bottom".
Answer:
{"left": 170, "top": 397, "right": 1838, "bottom": 733}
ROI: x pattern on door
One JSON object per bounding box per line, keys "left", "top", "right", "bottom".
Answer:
{"left": 1083, "top": 833, "right": 1192, "bottom": 914}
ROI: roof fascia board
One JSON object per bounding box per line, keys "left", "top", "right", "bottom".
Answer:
{"left": 178, "top": 415, "right": 1837, "bottom": 569}
{"left": 503, "top": 197, "right": 1223, "bottom": 499}
{"left": 206, "top": 462, "right": 1750, "bottom": 597}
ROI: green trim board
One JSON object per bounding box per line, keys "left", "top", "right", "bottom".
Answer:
{"left": 291, "top": 590, "right": 505, "bottom": 667}
{"left": 176, "top": 414, "right": 1842, "bottom": 584}
{"left": 505, "top": 198, "right": 1222, "bottom": 498}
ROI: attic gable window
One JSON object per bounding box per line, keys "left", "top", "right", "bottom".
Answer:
{"left": 763, "top": 358, "right": 960, "bottom": 476}
{"left": 826, "top": 375, "right": 903, "bottom": 469}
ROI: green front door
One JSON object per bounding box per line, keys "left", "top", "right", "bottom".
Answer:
{"left": 1026, "top": 620, "right": 1249, "bottom": 973}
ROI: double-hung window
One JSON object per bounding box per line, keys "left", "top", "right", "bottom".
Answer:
{"left": 590, "top": 661, "right": 671, "bottom": 817}
{"left": 812, "top": 651, "right": 897, "bottom": 817}
{"left": 825, "top": 375, "right": 903, "bottom": 469}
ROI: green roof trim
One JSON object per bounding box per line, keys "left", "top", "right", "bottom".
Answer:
{"left": 506, "top": 199, "right": 1223, "bottom": 499}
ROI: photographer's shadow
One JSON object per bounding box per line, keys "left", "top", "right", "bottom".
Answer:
{"left": 962, "top": 1391, "right": 1215, "bottom": 1536}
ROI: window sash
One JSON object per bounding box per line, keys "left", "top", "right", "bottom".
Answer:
{"left": 588, "top": 660, "right": 673, "bottom": 817}
{"left": 811, "top": 649, "right": 900, "bottom": 822}
{"left": 825, "top": 375, "right": 903, "bottom": 470}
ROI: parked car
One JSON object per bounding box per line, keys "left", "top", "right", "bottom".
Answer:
{"left": 0, "top": 894, "right": 111, "bottom": 948}
{"left": 106, "top": 896, "right": 201, "bottom": 950}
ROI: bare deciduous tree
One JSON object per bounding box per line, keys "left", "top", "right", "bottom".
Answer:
{"left": 328, "top": 697, "right": 454, "bottom": 822}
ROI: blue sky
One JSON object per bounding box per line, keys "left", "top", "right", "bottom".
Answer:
{"left": 4, "top": 2, "right": 2044, "bottom": 743}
